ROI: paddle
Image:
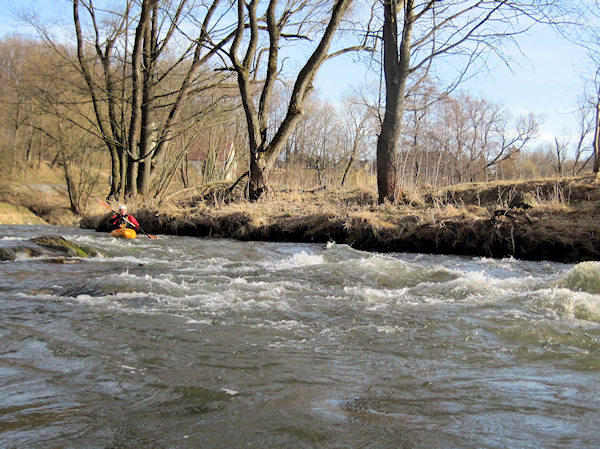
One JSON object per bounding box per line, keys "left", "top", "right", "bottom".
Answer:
{"left": 97, "top": 199, "right": 158, "bottom": 239}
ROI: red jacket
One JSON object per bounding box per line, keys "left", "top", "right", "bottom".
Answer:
{"left": 109, "top": 213, "right": 140, "bottom": 231}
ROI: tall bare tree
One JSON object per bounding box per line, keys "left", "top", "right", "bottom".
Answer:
{"left": 69, "top": 0, "right": 233, "bottom": 200}
{"left": 227, "top": 0, "right": 366, "bottom": 200}
{"left": 376, "top": 0, "right": 562, "bottom": 203}
{"left": 591, "top": 70, "right": 600, "bottom": 174}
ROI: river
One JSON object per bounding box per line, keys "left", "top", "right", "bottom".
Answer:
{"left": 1, "top": 225, "right": 599, "bottom": 448}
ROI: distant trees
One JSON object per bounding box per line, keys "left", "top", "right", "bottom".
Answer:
{"left": 0, "top": 37, "right": 47, "bottom": 173}
{"left": 272, "top": 94, "right": 374, "bottom": 189}
{"left": 392, "top": 91, "right": 538, "bottom": 187}
{"left": 1, "top": 0, "right": 595, "bottom": 210}
{"left": 0, "top": 35, "right": 107, "bottom": 213}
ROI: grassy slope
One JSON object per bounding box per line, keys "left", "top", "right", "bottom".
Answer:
{"left": 0, "top": 202, "right": 48, "bottom": 225}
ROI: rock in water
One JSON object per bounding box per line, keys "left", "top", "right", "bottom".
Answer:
{"left": 0, "top": 246, "right": 45, "bottom": 261}
{"left": 29, "top": 235, "right": 98, "bottom": 258}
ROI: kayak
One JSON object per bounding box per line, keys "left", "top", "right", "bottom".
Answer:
{"left": 109, "top": 228, "right": 137, "bottom": 239}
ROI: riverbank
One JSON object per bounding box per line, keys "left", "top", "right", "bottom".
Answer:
{"left": 2, "top": 176, "right": 600, "bottom": 263}
{"left": 75, "top": 176, "right": 600, "bottom": 264}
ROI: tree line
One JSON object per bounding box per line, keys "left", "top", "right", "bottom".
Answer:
{"left": 0, "top": 0, "right": 597, "bottom": 213}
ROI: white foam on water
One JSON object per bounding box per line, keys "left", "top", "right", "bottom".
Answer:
{"left": 102, "top": 270, "right": 192, "bottom": 296}
{"left": 293, "top": 251, "right": 325, "bottom": 265}
{"left": 175, "top": 257, "right": 231, "bottom": 271}
{"left": 555, "top": 261, "right": 600, "bottom": 294}
{"left": 12, "top": 251, "right": 35, "bottom": 260}
{"left": 256, "top": 319, "right": 307, "bottom": 331}
{"left": 221, "top": 388, "right": 239, "bottom": 396}
{"left": 269, "top": 250, "right": 325, "bottom": 269}
{"left": 405, "top": 267, "right": 550, "bottom": 306}
{"left": 343, "top": 285, "right": 409, "bottom": 304}
{"left": 477, "top": 256, "right": 520, "bottom": 270}
{"left": 118, "top": 364, "right": 137, "bottom": 373}
{"left": 353, "top": 254, "right": 408, "bottom": 271}
{"left": 76, "top": 290, "right": 149, "bottom": 301}
{"left": 151, "top": 285, "right": 297, "bottom": 316}
{"left": 186, "top": 318, "right": 213, "bottom": 325}
{"left": 529, "top": 287, "right": 600, "bottom": 323}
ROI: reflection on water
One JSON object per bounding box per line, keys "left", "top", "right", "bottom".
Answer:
{"left": 1, "top": 225, "right": 599, "bottom": 448}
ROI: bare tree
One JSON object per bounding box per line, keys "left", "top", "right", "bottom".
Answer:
{"left": 591, "top": 70, "right": 600, "bottom": 174}
{"left": 68, "top": 0, "right": 233, "bottom": 200}
{"left": 559, "top": 2, "right": 600, "bottom": 176}
{"left": 339, "top": 94, "right": 374, "bottom": 187}
{"left": 375, "top": 0, "right": 562, "bottom": 203}
{"left": 553, "top": 136, "right": 569, "bottom": 176}
{"left": 571, "top": 94, "right": 595, "bottom": 175}
{"left": 227, "top": 0, "right": 367, "bottom": 200}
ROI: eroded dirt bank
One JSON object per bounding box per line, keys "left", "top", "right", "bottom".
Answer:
{"left": 80, "top": 177, "right": 600, "bottom": 263}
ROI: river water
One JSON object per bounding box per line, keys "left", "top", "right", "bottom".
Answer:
{"left": 1, "top": 225, "right": 599, "bottom": 448}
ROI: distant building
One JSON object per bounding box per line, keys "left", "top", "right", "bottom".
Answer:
{"left": 187, "top": 138, "right": 237, "bottom": 182}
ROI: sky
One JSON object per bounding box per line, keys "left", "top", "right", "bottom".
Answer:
{"left": 0, "top": 0, "right": 592, "bottom": 150}
{"left": 317, "top": 23, "right": 591, "bottom": 149}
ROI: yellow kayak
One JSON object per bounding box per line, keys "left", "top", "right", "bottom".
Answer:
{"left": 109, "top": 228, "right": 137, "bottom": 239}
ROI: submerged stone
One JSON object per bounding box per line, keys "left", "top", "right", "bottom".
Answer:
{"left": 0, "top": 246, "right": 45, "bottom": 261}
{"left": 30, "top": 235, "right": 98, "bottom": 258}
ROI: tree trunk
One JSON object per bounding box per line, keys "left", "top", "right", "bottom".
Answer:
{"left": 125, "top": 0, "right": 151, "bottom": 198}
{"left": 377, "top": 0, "right": 414, "bottom": 203}
{"left": 137, "top": 1, "right": 158, "bottom": 197}
{"left": 340, "top": 155, "right": 354, "bottom": 187}
{"left": 61, "top": 152, "right": 81, "bottom": 215}
{"left": 108, "top": 147, "right": 120, "bottom": 199}
{"left": 249, "top": 148, "right": 267, "bottom": 200}
{"left": 593, "top": 90, "right": 600, "bottom": 175}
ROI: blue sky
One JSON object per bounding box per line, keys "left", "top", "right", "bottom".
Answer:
{"left": 0, "top": 0, "right": 592, "bottom": 150}
{"left": 316, "top": 22, "right": 591, "bottom": 148}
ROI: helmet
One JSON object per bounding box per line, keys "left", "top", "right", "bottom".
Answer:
{"left": 118, "top": 205, "right": 127, "bottom": 211}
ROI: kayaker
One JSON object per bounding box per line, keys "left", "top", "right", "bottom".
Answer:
{"left": 109, "top": 205, "right": 140, "bottom": 231}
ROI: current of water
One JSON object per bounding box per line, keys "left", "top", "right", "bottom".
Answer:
{"left": 1, "top": 225, "right": 599, "bottom": 448}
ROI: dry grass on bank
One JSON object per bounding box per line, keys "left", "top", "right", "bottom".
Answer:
{"left": 156, "top": 175, "right": 596, "bottom": 229}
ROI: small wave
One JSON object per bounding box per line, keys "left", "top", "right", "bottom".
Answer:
{"left": 11, "top": 251, "right": 37, "bottom": 260}
{"left": 322, "top": 242, "right": 371, "bottom": 262}
{"left": 343, "top": 285, "right": 409, "bottom": 304}
{"left": 292, "top": 251, "right": 324, "bottom": 266}
{"left": 478, "top": 256, "right": 519, "bottom": 269}
{"left": 375, "top": 324, "right": 405, "bottom": 334}
{"left": 256, "top": 319, "right": 307, "bottom": 331}
{"left": 529, "top": 288, "right": 600, "bottom": 323}
{"left": 556, "top": 261, "right": 600, "bottom": 294}
{"left": 408, "top": 269, "right": 546, "bottom": 305}
{"left": 270, "top": 251, "right": 325, "bottom": 270}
